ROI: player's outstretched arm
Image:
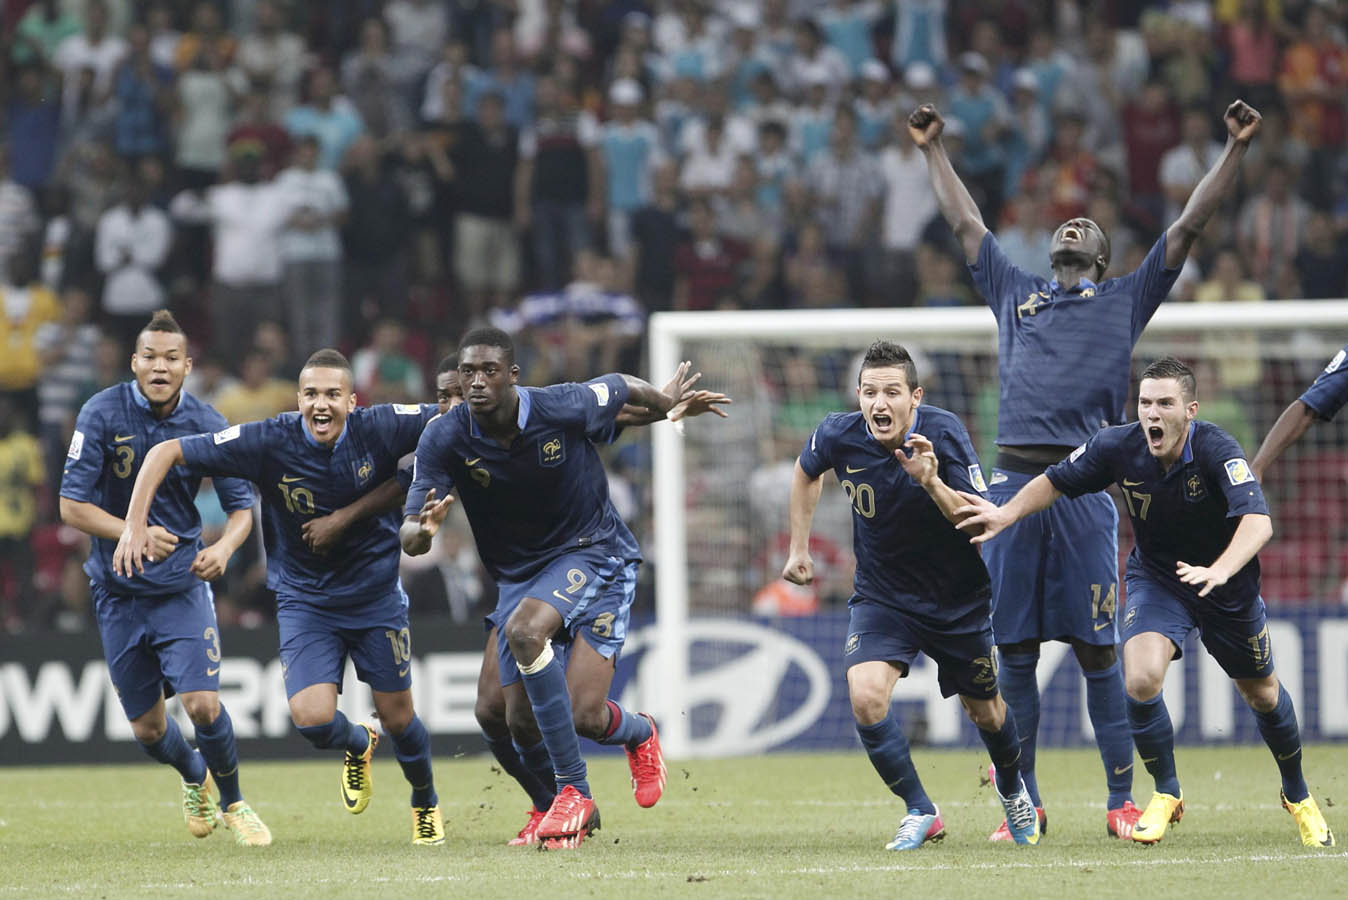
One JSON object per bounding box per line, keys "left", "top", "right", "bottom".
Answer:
{"left": 1164, "top": 99, "right": 1261, "bottom": 268}
{"left": 1177, "top": 512, "right": 1273, "bottom": 597}
{"left": 953, "top": 473, "right": 1062, "bottom": 544}
{"left": 896, "top": 433, "right": 968, "bottom": 526}
{"left": 616, "top": 362, "right": 732, "bottom": 426}
{"left": 1251, "top": 400, "right": 1317, "bottom": 482}
{"left": 191, "top": 507, "right": 253, "bottom": 581}
{"left": 782, "top": 460, "right": 824, "bottom": 585}
{"left": 908, "top": 103, "right": 988, "bottom": 263}
{"left": 60, "top": 498, "right": 180, "bottom": 560}
{"left": 113, "top": 438, "right": 187, "bottom": 576}
{"left": 303, "top": 477, "right": 407, "bottom": 554}
{"left": 399, "top": 488, "right": 454, "bottom": 556}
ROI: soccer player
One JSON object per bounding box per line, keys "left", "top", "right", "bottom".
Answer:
{"left": 1251, "top": 343, "right": 1348, "bottom": 480}
{"left": 113, "top": 349, "right": 447, "bottom": 846}
{"left": 58, "top": 309, "right": 271, "bottom": 847}
{"left": 910, "top": 98, "right": 1262, "bottom": 839}
{"left": 955, "top": 358, "right": 1335, "bottom": 848}
{"left": 782, "top": 341, "right": 1041, "bottom": 849}
{"left": 401, "top": 327, "right": 729, "bottom": 849}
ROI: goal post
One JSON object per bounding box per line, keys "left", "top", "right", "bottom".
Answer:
{"left": 646, "top": 301, "right": 1348, "bottom": 759}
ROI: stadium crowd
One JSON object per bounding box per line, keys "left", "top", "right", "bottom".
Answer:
{"left": 1, "top": 0, "right": 1347, "bottom": 632}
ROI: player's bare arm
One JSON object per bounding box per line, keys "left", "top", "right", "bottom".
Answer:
{"left": 897, "top": 433, "right": 969, "bottom": 527}
{"left": 909, "top": 103, "right": 988, "bottom": 262}
{"left": 113, "top": 438, "right": 187, "bottom": 576}
{"left": 303, "top": 477, "right": 406, "bottom": 554}
{"left": 782, "top": 459, "right": 824, "bottom": 585}
{"left": 1251, "top": 400, "right": 1317, "bottom": 481}
{"left": 399, "top": 488, "right": 454, "bottom": 556}
{"left": 955, "top": 473, "right": 1063, "bottom": 544}
{"left": 1176, "top": 512, "right": 1273, "bottom": 598}
{"left": 616, "top": 361, "right": 731, "bottom": 426}
{"left": 1163, "top": 100, "right": 1261, "bottom": 269}
{"left": 190, "top": 506, "right": 253, "bottom": 580}
{"left": 61, "top": 497, "right": 180, "bottom": 561}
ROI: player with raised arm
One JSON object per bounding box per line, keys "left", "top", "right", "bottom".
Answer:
{"left": 401, "top": 327, "right": 729, "bottom": 849}
{"left": 1251, "top": 343, "right": 1348, "bottom": 481}
{"left": 59, "top": 310, "right": 270, "bottom": 847}
{"left": 113, "top": 349, "right": 447, "bottom": 846}
{"left": 956, "top": 358, "right": 1334, "bottom": 848}
{"left": 783, "top": 341, "right": 1040, "bottom": 849}
{"left": 910, "top": 97, "right": 1262, "bottom": 840}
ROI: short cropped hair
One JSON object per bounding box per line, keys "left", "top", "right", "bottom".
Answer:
{"left": 143, "top": 309, "right": 184, "bottom": 336}
{"left": 1139, "top": 356, "right": 1196, "bottom": 401}
{"left": 436, "top": 354, "right": 458, "bottom": 375}
{"left": 859, "top": 340, "right": 919, "bottom": 389}
{"left": 301, "top": 348, "right": 353, "bottom": 375}
{"left": 457, "top": 327, "right": 515, "bottom": 365}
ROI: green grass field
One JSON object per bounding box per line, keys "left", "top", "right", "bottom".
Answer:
{"left": 3, "top": 745, "right": 1346, "bottom": 899}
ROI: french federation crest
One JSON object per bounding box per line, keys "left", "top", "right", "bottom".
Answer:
{"left": 1185, "top": 472, "right": 1207, "bottom": 502}
{"left": 540, "top": 433, "right": 565, "bottom": 467}
{"left": 354, "top": 457, "right": 374, "bottom": 486}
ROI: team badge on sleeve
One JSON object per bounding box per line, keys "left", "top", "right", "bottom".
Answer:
{"left": 67, "top": 430, "right": 84, "bottom": 460}
{"left": 1224, "top": 458, "right": 1254, "bottom": 485}
{"left": 1069, "top": 443, "right": 1087, "bottom": 463}
{"left": 1326, "top": 349, "right": 1345, "bottom": 374}
{"left": 393, "top": 404, "right": 420, "bottom": 415}
{"left": 968, "top": 464, "right": 988, "bottom": 493}
{"left": 588, "top": 382, "right": 610, "bottom": 406}
{"left": 213, "top": 425, "right": 241, "bottom": 444}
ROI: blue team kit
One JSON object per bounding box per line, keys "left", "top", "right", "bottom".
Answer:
{"left": 1300, "top": 343, "right": 1348, "bottom": 422}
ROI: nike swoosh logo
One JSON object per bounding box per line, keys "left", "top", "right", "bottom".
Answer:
{"left": 1113, "top": 763, "right": 1133, "bottom": 775}
{"left": 398, "top": 666, "right": 410, "bottom": 678}
{"left": 844, "top": 465, "right": 867, "bottom": 473}
{"left": 1141, "top": 757, "right": 1158, "bottom": 764}
{"left": 1094, "top": 621, "right": 1112, "bottom": 631}
{"left": 552, "top": 590, "right": 574, "bottom": 605}
{"left": 281, "top": 475, "right": 303, "bottom": 483}
{"left": 205, "top": 666, "right": 219, "bottom": 676}
{"left": 465, "top": 457, "right": 482, "bottom": 466}
{"left": 114, "top": 434, "right": 135, "bottom": 443}
{"left": 1122, "top": 479, "right": 1144, "bottom": 486}
{"left": 1277, "top": 749, "right": 1301, "bottom": 760}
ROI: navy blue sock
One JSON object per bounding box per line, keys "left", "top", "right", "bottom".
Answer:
{"left": 194, "top": 705, "right": 242, "bottom": 808}
{"left": 519, "top": 652, "right": 589, "bottom": 796}
{"left": 856, "top": 715, "right": 935, "bottom": 815}
{"left": 1127, "top": 693, "right": 1180, "bottom": 796}
{"left": 1253, "top": 685, "right": 1308, "bottom": 803}
{"left": 390, "top": 716, "right": 437, "bottom": 808}
{"left": 1084, "top": 661, "right": 1134, "bottom": 808}
{"left": 597, "top": 699, "right": 653, "bottom": 749}
{"left": 296, "top": 711, "right": 370, "bottom": 754}
{"left": 141, "top": 716, "right": 207, "bottom": 785}
{"left": 515, "top": 739, "right": 558, "bottom": 809}
{"left": 977, "top": 707, "right": 1024, "bottom": 798}
{"left": 998, "top": 652, "right": 1042, "bottom": 806}
{"left": 485, "top": 732, "right": 554, "bottom": 811}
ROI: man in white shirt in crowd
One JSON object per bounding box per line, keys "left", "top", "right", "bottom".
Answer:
{"left": 276, "top": 135, "right": 349, "bottom": 356}
{"left": 94, "top": 160, "right": 171, "bottom": 344}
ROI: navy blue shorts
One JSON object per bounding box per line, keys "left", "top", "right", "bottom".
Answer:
{"left": 1122, "top": 568, "right": 1274, "bottom": 680}
{"left": 92, "top": 580, "right": 222, "bottom": 721}
{"left": 984, "top": 467, "right": 1120, "bottom": 646}
{"left": 495, "top": 549, "right": 638, "bottom": 687}
{"left": 275, "top": 584, "right": 413, "bottom": 698}
{"left": 844, "top": 597, "right": 999, "bottom": 699}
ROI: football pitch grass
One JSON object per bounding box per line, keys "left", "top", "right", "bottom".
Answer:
{"left": 4, "top": 745, "right": 1346, "bottom": 899}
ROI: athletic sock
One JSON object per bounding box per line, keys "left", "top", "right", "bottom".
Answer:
{"left": 998, "top": 651, "right": 1042, "bottom": 806}
{"left": 296, "top": 710, "right": 370, "bottom": 754}
{"left": 1084, "top": 661, "right": 1135, "bottom": 808}
{"left": 596, "top": 699, "right": 653, "bottom": 749}
{"left": 141, "top": 715, "right": 207, "bottom": 785}
{"left": 856, "top": 715, "right": 935, "bottom": 816}
{"left": 1127, "top": 693, "right": 1180, "bottom": 797}
{"left": 976, "top": 706, "right": 1024, "bottom": 799}
{"left": 1253, "top": 684, "right": 1309, "bottom": 803}
{"left": 390, "top": 716, "right": 437, "bottom": 808}
{"left": 519, "top": 648, "right": 589, "bottom": 797}
{"left": 194, "top": 705, "right": 242, "bottom": 807}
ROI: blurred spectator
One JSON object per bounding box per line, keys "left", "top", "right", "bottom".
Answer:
{"left": 1122, "top": 79, "right": 1179, "bottom": 229}
{"left": 286, "top": 66, "right": 365, "bottom": 171}
{"left": 94, "top": 162, "right": 171, "bottom": 342}
{"left": 1278, "top": 4, "right": 1348, "bottom": 153}
{"left": 34, "top": 285, "right": 100, "bottom": 482}
{"left": 600, "top": 78, "right": 664, "bottom": 259}
{"left": 384, "top": 0, "right": 451, "bottom": 96}
{"left": 12, "top": 0, "right": 81, "bottom": 67}
{"left": 754, "top": 120, "right": 796, "bottom": 218}
{"left": 0, "top": 395, "right": 45, "bottom": 631}
{"left": 171, "top": 142, "right": 287, "bottom": 369}
{"left": 342, "top": 136, "right": 411, "bottom": 340}
{"left": 789, "top": 18, "right": 851, "bottom": 98}
{"left": 1237, "top": 159, "right": 1310, "bottom": 292}
{"left": 173, "top": 1, "right": 237, "bottom": 72}
{"left": 0, "top": 145, "right": 42, "bottom": 285}
{"left": 236, "top": 0, "right": 306, "bottom": 118}
{"left": 7, "top": 64, "right": 62, "bottom": 192}
{"left": 227, "top": 87, "right": 293, "bottom": 179}
{"left": 854, "top": 60, "right": 895, "bottom": 151}
{"left": 716, "top": 157, "right": 775, "bottom": 246}
{"left": 807, "top": 106, "right": 883, "bottom": 303}
{"left": 789, "top": 65, "right": 835, "bottom": 164}
{"left": 947, "top": 52, "right": 1009, "bottom": 225}
{"left": 1026, "top": 110, "right": 1097, "bottom": 223}
{"left": 889, "top": 0, "right": 947, "bottom": 72}
{"left": 145, "top": 2, "right": 180, "bottom": 71}
{"left": 466, "top": 29, "right": 536, "bottom": 132}
{"left": 174, "top": 35, "right": 239, "bottom": 187}
{"left": 52, "top": 0, "right": 126, "bottom": 119}
{"left": 679, "top": 115, "right": 738, "bottom": 197}
{"left": 630, "top": 162, "right": 681, "bottom": 314}
{"left": 419, "top": 39, "right": 476, "bottom": 124}
{"left": 352, "top": 319, "right": 423, "bottom": 403}
{"left": 784, "top": 221, "right": 839, "bottom": 307}
{"left": 996, "top": 192, "right": 1053, "bottom": 279}
{"left": 111, "top": 24, "right": 174, "bottom": 161}
{"left": 452, "top": 91, "right": 519, "bottom": 316}
{"left": 1221, "top": 0, "right": 1283, "bottom": 113}
{"left": 1294, "top": 211, "right": 1348, "bottom": 300}
{"left": 0, "top": 244, "right": 61, "bottom": 426}
{"left": 673, "top": 198, "right": 747, "bottom": 311}
{"left": 1002, "top": 68, "right": 1050, "bottom": 203}
{"left": 38, "top": 185, "right": 71, "bottom": 290}
{"left": 1022, "top": 30, "right": 1072, "bottom": 119}
{"left": 1194, "top": 246, "right": 1265, "bottom": 404}
{"left": 213, "top": 347, "right": 295, "bottom": 425}
{"left": 515, "top": 74, "right": 601, "bottom": 292}
{"left": 514, "top": 0, "right": 592, "bottom": 66}
{"left": 277, "top": 134, "right": 349, "bottom": 355}
{"left": 1159, "top": 105, "right": 1224, "bottom": 225}
{"left": 340, "top": 17, "right": 412, "bottom": 142}
{"left": 875, "top": 109, "right": 936, "bottom": 305}
{"left": 914, "top": 242, "right": 973, "bottom": 308}
{"left": 819, "top": 0, "right": 881, "bottom": 75}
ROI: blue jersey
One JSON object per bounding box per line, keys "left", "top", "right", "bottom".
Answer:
{"left": 179, "top": 403, "right": 438, "bottom": 603}
{"left": 1299, "top": 344, "right": 1348, "bottom": 421}
{"left": 798, "top": 405, "right": 992, "bottom": 623}
{"left": 60, "top": 382, "right": 255, "bottom": 595}
{"left": 970, "top": 232, "right": 1183, "bottom": 447}
{"left": 1045, "top": 420, "right": 1270, "bottom": 609}
{"left": 405, "top": 375, "right": 639, "bottom": 583}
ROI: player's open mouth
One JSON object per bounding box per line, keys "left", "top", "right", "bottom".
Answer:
{"left": 1061, "top": 226, "right": 1082, "bottom": 242}
{"left": 872, "top": 413, "right": 893, "bottom": 431}
{"left": 312, "top": 413, "right": 332, "bottom": 432}
{"left": 149, "top": 377, "right": 170, "bottom": 387}
{"left": 1147, "top": 425, "right": 1164, "bottom": 448}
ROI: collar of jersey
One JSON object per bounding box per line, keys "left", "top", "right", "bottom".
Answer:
{"left": 129, "top": 381, "right": 189, "bottom": 419}
{"left": 301, "top": 412, "right": 350, "bottom": 450}
{"left": 1156, "top": 420, "right": 1197, "bottom": 476}
{"left": 469, "top": 388, "right": 533, "bottom": 440}
{"left": 1047, "top": 275, "right": 1099, "bottom": 294}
